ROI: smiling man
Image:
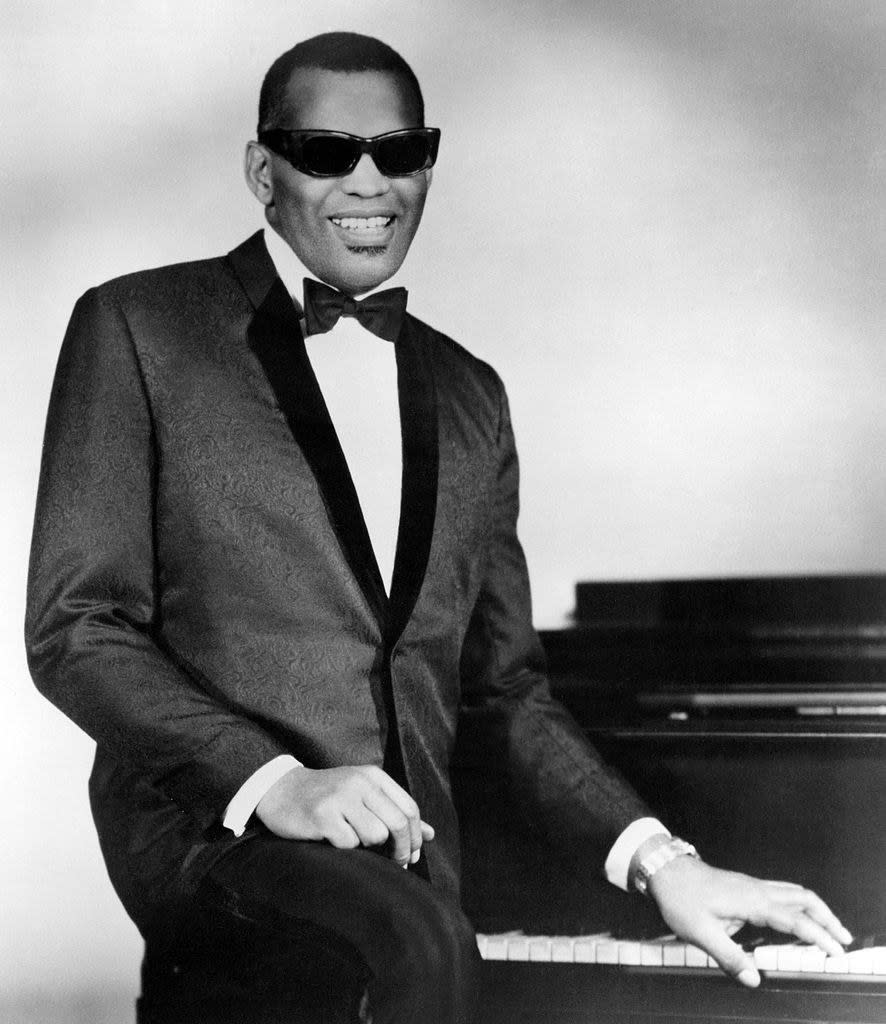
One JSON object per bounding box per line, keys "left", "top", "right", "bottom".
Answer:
{"left": 250, "top": 64, "right": 432, "bottom": 295}
{"left": 26, "top": 31, "right": 851, "bottom": 1024}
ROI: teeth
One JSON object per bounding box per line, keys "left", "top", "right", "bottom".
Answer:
{"left": 331, "top": 216, "right": 392, "bottom": 231}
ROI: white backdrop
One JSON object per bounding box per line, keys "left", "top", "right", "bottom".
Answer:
{"left": 2, "top": 0, "right": 883, "bottom": 1015}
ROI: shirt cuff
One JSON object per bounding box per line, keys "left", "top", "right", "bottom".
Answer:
{"left": 222, "top": 754, "right": 302, "bottom": 837}
{"left": 604, "top": 817, "right": 671, "bottom": 891}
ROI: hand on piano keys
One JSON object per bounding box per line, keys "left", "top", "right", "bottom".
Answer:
{"left": 475, "top": 930, "right": 886, "bottom": 982}
{"left": 637, "top": 853, "right": 853, "bottom": 987}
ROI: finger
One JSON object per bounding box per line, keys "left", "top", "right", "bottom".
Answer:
{"left": 761, "top": 904, "right": 846, "bottom": 958}
{"left": 763, "top": 883, "right": 852, "bottom": 946}
{"left": 691, "top": 918, "right": 760, "bottom": 988}
{"left": 362, "top": 789, "right": 413, "bottom": 864}
{"left": 408, "top": 821, "right": 436, "bottom": 864}
{"left": 343, "top": 803, "right": 391, "bottom": 850}
{"left": 360, "top": 765, "right": 414, "bottom": 808}
{"left": 325, "top": 818, "right": 361, "bottom": 850}
{"left": 372, "top": 771, "right": 424, "bottom": 857}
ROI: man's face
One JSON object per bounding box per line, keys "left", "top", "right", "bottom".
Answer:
{"left": 260, "top": 68, "right": 431, "bottom": 295}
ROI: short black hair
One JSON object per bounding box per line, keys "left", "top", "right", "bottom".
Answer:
{"left": 258, "top": 32, "right": 425, "bottom": 131}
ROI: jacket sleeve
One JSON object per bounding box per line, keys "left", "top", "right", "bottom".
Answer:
{"left": 458, "top": 377, "right": 652, "bottom": 869}
{"left": 25, "top": 287, "right": 289, "bottom": 830}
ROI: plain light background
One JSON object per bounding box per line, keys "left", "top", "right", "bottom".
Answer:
{"left": 2, "top": 0, "right": 883, "bottom": 1015}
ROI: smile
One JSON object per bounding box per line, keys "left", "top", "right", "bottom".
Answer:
{"left": 330, "top": 216, "right": 394, "bottom": 232}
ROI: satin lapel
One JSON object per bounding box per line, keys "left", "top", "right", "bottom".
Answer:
{"left": 388, "top": 316, "right": 439, "bottom": 645}
{"left": 226, "top": 233, "right": 389, "bottom": 629}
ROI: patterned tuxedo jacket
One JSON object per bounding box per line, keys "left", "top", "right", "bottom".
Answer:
{"left": 26, "top": 231, "right": 648, "bottom": 934}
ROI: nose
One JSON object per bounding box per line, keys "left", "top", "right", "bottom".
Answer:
{"left": 341, "top": 152, "right": 391, "bottom": 196}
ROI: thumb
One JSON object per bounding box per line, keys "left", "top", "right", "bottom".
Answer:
{"left": 692, "top": 920, "right": 760, "bottom": 988}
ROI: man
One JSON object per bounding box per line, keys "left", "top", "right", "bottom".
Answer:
{"left": 26, "top": 32, "right": 851, "bottom": 1024}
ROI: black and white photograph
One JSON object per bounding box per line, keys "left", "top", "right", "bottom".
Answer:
{"left": 3, "top": 2, "right": 884, "bottom": 1022}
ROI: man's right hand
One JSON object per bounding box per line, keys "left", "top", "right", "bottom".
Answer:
{"left": 255, "top": 765, "right": 434, "bottom": 867}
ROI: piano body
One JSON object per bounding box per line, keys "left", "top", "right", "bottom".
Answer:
{"left": 452, "top": 574, "right": 886, "bottom": 1023}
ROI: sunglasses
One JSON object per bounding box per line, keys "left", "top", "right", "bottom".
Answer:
{"left": 257, "top": 127, "right": 441, "bottom": 178}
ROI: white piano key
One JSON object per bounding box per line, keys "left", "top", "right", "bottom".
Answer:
{"left": 640, "top": 942, "right": 664, "bottom": 966}
{"left": 481, "top": 935, "right": 509, "bottom": 961}
{"left": 529, "top": 938, "right": 552, "bottom": 962}
{"left": 799, "top": 946, "right": 827, "bottom": 973}
{"left": 685, "top": 944, "right": 710, "bottom": 968}
{"left": 506, "top": 935, "right": 531, "bottom": 961}
{"left": 753, "top": 945, "right": 779, "bottom": 971}
{"left": 846, "top": 948, "right": 875, "bottom": 975}
{"left": 618, "top": 941, "right": 642, "bottom": 966}
{"left": 776, "top": 945, "right": 806, "bottom": 972}
{"left": 595, "top": 940, "right": 620, "bottom": 964}
{"left": 573, "top": 938, "right": 597, "bottom": 963}
{"left": 871, "top": 946, "right": 886, "bottom": 975}
{"left": 475, "top": 934, "right": 487, "bottom": 958}
{"left": 550, "top": 937, "right": 575, "bottom": 963}
{"left": 661, "top": 942, "right": 687, "bottom": 967}
{"left": 572, "top": 933, "right": 610, "bottom": 964}
{"left": 824, "top": 953, "right": 850, "bottom": 974}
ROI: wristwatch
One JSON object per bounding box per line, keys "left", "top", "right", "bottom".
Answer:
{"left": 633, "top": 837, "right": 699, "bottom": 896}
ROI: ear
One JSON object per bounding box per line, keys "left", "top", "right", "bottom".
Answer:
{"left": 244, "top": 141, "right": 275, "bottom": 208}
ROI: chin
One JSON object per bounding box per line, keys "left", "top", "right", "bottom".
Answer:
{"left": 338, "top": 252, "right": 401, "bottom": 294}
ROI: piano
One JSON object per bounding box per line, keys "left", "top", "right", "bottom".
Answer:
{"left": 452, "top": 574, "right": 886, "bottom": 1023}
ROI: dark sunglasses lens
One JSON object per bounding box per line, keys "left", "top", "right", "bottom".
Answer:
{"left": 376, "top": 133, "right": 432, "bottom": 175}
{"left": 300, "top": 135, "right": 360, "bottom": 175}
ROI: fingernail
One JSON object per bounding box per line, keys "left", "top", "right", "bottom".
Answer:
{"left": 410, "top": 849, "right": 420, "bottom": 864}
{"left": 839, "top": 926, "right": 852, "bottom": 945}
{"left": 737, "top": 968, "right": 760, "bottom": 988}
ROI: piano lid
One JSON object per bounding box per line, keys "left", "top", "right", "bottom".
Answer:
{"left": 573, "top": 574, "right": 886, "bottom": 631}
{"left": 539, "top": 575, "right": 886, "bottom": 704}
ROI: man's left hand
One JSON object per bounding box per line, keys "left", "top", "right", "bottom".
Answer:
{"left": 646, "top": 856, "right": 853, "bottom": 987}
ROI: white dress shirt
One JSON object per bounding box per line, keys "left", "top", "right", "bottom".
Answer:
{"left": 223, "top": 227, "right": 668, "bottom": 890}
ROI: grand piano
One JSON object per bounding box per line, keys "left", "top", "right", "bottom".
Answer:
{"left": 452, "top": 574, "right": 886, "bottom": 1023}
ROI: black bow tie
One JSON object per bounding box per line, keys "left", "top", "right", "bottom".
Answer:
{"left": 302, "top": 278, "right": 408, "bottom": 343}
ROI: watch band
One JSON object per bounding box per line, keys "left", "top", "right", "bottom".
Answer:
{"left": 633, "top": 838, "right": 699, "bottom": 895}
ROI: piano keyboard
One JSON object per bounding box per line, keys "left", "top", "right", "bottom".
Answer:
{"left": 477, "top": 931, "right": 886, "bottom": 980}
{"left": 475, "top": 933, "right": 886, "bottom": 1023}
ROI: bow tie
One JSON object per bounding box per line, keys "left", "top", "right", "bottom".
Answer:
{"left": 303, "top": 278, "right": 408, "bottom": 343}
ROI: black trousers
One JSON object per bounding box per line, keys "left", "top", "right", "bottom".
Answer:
{"left": 139, "top": 835, "right": 480, "bottom": 1024}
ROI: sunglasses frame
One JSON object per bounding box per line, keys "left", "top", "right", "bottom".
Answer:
{"left": 257, "top": 127, "right": 441, "bottom": 178}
